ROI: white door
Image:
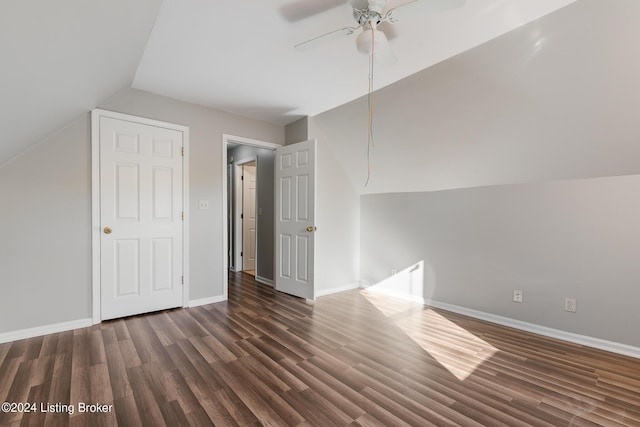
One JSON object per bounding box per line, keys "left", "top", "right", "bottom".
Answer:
{"left": 99, "top": 116, "right": 184, "bottom": 320}
{"left": 275, "top": 140, "right": 316, "bottom": 299}
{"left": 242, "top": 163, "right": 257, "bottom": 271}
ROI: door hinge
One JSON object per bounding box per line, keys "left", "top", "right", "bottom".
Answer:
{"left": 182, "top": 211, "right": 184, "bottom": 221}
{"left": 241, "top": 175, "right": 244, "bottom": 180}
{"left": 181, "top": 147, "right": 184, "bottom": 157}
{"left": 241, "top": 251, "right": 243, "bottom": 257}
{"left": 181, "top": 276, "right": 184, "bottom": 285}
{"left": 241, "top": 213, "right": 243, "bottom": 219}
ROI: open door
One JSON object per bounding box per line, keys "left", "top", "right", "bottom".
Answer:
{"left": 275, "top": 140, "right": 316, "bottom": 299}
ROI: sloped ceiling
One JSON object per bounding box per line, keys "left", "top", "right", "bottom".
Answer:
{"left": 0, "top": 0, "right": 163, "bottom": 165}
{"left": 133, "top": 0, "right": 576, "bottom": 125}
{"left": 312, "top": 0, "right": 640, "bottom": 194}
{"left": 1, "top": 0, "right": 577, "bottom": 166}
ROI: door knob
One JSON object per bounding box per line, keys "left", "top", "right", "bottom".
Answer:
{"left": 104, "top": 227, "right": 113, "bottom": 235}
{"left": 306, "top": 226, "right": 317, "bottom": 232}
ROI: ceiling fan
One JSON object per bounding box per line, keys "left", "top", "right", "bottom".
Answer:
{"left": 294, "top": 0, "right": 466, "bottom": 66}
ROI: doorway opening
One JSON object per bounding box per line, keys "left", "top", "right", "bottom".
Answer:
{"left": 232, "top": 159, "right": 257, "bottom": 276}
{"left": 222, "top": 134, "right": 279, "bottom": 299}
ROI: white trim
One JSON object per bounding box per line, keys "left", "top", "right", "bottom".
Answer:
{"left": 316, "top": 283, "right": 361, "bottom": 297}
{"left": 362, "top": 285, "right": 640, "bottom": 360}
{"left": 222, "top": 134, "right": 280, "bottom": 302}
{"left": 189, "top": 295, "right": 226, "bottom": 308}
{"left": 255, "top": 275, "right": 274, "bottom": 286}
{"left": 91, "top": 111, "right": 101, "bottom": 324}
{"left": 91, "top": 109, "right": 190, "bottom": 324}
{"left": 0, "top": 318, "right": 93, "bottom": 344}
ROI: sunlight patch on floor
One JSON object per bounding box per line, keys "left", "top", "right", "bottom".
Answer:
{"left": 362, "top": 262, "right": 498, "bottom": 381}
{"left": 395, "top": 308, "right": 499, "bottom": 381}
{"left": 359, "top": 290, "right": 423, "bottom": 317}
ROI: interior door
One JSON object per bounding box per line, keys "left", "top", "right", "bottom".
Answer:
{"left": 242, "top": 163, "right": 257, "bottom": 271}
{"left": 275, "top": 140, "right": 316, "bottom": 299}
{"left": 99, "top": 116, "right": 184, "bottom": 320}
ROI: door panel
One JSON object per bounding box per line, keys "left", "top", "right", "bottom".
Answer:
{"left": 100, "top": 116, "right": 184, "bottom": 320}
{"left": 242, "top": 163, "right": 257, "bottom": 271}
{"left": 275, "top": 140, "right": 316, "bottom": 299}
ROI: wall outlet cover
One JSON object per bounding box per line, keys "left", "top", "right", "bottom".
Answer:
{"left": 513, "top": 289, "right": 523, "bottom": 303}
{"left": 565, "top": 298, "right": 577, "bottom": 313}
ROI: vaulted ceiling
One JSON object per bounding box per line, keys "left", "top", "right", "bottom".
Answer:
{"left": 1, "top": 0, "right": 577, "bottom": 165}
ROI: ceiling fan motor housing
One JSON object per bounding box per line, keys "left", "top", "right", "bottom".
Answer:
{"left": 353, "top": 0, "right": 386, "bottom": 25}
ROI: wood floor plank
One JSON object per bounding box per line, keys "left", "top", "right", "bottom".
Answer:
{"left": 1, "top": 270, "right": 640, "bottom": 426}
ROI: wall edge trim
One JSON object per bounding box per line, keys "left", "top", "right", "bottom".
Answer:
{"left": 255, "top": 275, "right": 274, "bottom": 287}
{"left": 361, "top": 286, "right": 640, "bottom": 359}
{"left": 316, "top": 283, "right": 361, "bottom": 298}
{"left": 0, "top": 318, "right": 93, "bottom": 344}
{"left": 189, "top": 295, "right": 226, "bottom": 308}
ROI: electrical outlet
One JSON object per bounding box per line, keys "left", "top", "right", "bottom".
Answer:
{"left": 198, "top": 200, "right": 209, "bottom": 210}
{"left": 513, "top": 289, "right": 523, "bottom": 303}
{"left": 565, "top": 298, "right": 577, "bottom": 313}
{"left": 391, "top": 269, "right": 397, "bottom": 275}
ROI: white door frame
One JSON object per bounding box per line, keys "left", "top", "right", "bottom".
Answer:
{"left": 91, "top": 109, "right": 190, "bottom": 324}
{"left": 233, "top": 157, "right": 257, "bottom": 272}
{"left": 222, "top": 134, "right": 279, "bottom": 298}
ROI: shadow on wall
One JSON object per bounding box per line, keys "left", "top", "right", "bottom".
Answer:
{"left": 361, "top": 260, "right": 436, "bottom": 304}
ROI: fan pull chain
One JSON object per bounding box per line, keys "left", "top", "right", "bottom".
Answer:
{"left": 365, "top": 26, "right": 375, "bottom": 187}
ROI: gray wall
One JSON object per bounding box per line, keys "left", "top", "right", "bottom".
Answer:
{"left": 284, "top": 117, "right": 308, "bottom": 145}
{"left": 361, "top": 175, "right": 640, "bottom": 347}
{"left": 314, "top": 0, "right": 640, "bottom": 195}
{"left": 283, "top": 118, "right": 361, "bottom": 295}
{"left": 0, "top": 116, "right": 92, "bottom": 332}
{"left": 307, "top": 118, "right": 361, "bottom": 294}
{"left": 0, "top": 89, "right": 283, "bottom": 334}
{"left": 305, "top": 0, "right": 640, "bottom": 347}
{"left": 228, "top": 144, "right": 276, "bottom": 281}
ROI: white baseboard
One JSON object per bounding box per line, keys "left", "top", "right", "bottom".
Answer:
{"left": 189, "top": 295, "right": 226, "bottom": 308}
{"left": 255, "top": 275, "right": 273, "bottom": 287}
{"left": 0, "top": 318, "right": 93, "bottom": 344}
{"left": 362, "top": 286, "right": 640, "bottom": 360}
{"left": 316, "top": 283, "right": 361, "bottom": 298}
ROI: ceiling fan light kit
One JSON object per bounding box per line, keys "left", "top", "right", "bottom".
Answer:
{"left": 294, "top": 0, "right": 466, "bottom": 63}
{"left": 356, "top": 25, "right": 383, "bottom": 55}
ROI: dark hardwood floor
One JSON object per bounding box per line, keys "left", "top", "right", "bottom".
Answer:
{"left": 1, "top": 272, "right": 640, "bottom": 426}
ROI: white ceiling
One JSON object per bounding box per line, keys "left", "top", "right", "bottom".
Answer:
{"left": 1, "top": 0, "right": 576, "bottom": 166}
{"left": 133, "top": 0, "right": 576, "bottom": 125}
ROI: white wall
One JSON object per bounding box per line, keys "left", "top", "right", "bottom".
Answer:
{"left": 0, "top": 89, "right": 283, "bottom": 335}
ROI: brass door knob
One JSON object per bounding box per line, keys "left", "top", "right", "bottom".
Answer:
{"left": 306, "top": 226, "right": 317, "bottom": 232}
{"left": 104, "top": 227, "right": 113, "bottom": 235}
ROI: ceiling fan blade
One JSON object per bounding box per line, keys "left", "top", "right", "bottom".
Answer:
{"left": 385, "top": 0, "right": 466, "bottom": 22}
{"left": 377, "top": 21, "right": 398, "bottom": 41}
{"left": 295, "top": 26, "right": 359, "bottom": 51}
{"left": 279, "top": 0, "right": 348, "bottom": 22}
